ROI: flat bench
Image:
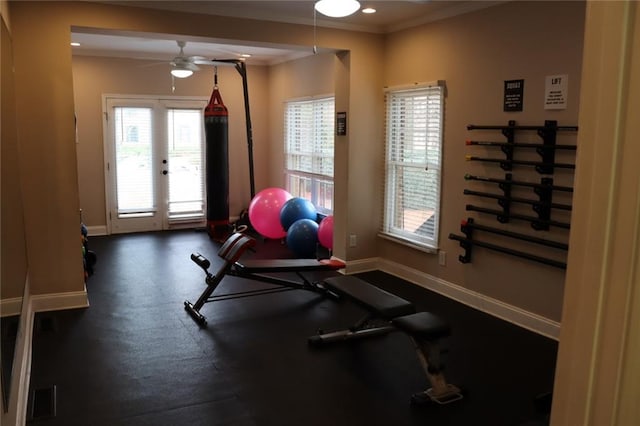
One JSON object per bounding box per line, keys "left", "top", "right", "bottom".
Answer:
{"left": 309, "top": 275, "right": 463, "bottom": 405}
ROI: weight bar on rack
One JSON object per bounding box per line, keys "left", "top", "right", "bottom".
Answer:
{"left": 448, "top": 233, "right": 567, "bottom": 269}
{"left": 465, "top": 204, "right": 571, "bottom": 230}
{"left": 463, "top": 189, "right": 572, "bottom": 211}
{"left": 460, "top": 219, "right": 568, "bottom": 250}
{"left": 464, "top": 174, "right": 573, "bottom": 192}
{"left": 465, "top": 155, "right": 575, "bottom": 170}
{"left": 465, "top": 140, "right": 577, "bottom": 150}
{"left": 466, "top": 124, "right": 578, "bottom": 132}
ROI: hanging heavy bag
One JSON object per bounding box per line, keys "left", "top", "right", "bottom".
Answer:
{"left": 204, "top": 86, "right": 230, "bottom": 241}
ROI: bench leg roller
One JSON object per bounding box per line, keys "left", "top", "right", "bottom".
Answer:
{"left": 184, "top": 301, "right": 207, "bottom": 326}
{"left": 410, "top": 337, "right": 463, "bottom": 405}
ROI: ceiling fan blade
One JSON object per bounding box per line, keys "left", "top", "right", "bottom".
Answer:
{"left": 137, "top": 61, "right": 171, "bottom": 68}
{"left": 171, "top": 61, "right": 200, "bottom": 71}
{"left": 190, "top": 56, "right": 213, "bottom": 65}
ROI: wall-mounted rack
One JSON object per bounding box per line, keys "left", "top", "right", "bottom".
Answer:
{"left": 452, "top": 120, "right": 577, "bottom": 267}
{"left": 465, "top": 140, "right": 577, "bottom": 151}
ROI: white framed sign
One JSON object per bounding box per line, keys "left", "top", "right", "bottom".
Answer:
{"left": 544, "top": 74, "right": 568, "bottom": 110}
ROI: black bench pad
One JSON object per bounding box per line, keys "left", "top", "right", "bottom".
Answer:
{"left": 323, "top": 276, "right": 415, "bottom": 319}
{"left": 392, "top": 312, "right": 451, "bottom": 340}
{"left": 235, "top": 258, "right": 345, "bottom": 273}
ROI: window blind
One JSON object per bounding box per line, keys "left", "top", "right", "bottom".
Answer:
{"left": 166, "top": 108, "right": 205, "bottom": 219}
{"left": 382, "top": 84, "right": 444, "bottom": 249}
{"left": 113, "top": 106, "right": 155, "bottom": 215}
{"left": 284, "top": 97, "right": 335, "bottom": 214}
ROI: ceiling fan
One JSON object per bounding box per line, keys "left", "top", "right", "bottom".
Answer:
{"left": 169, "top": 41, "right": 211, "bottom": 78}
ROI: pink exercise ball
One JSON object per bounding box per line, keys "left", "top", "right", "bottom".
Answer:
{"left": 317, "top": 215, "right": 334, "bottom": 249}
{"left": 248, "top": 188, "right": 293, "bottom": 239}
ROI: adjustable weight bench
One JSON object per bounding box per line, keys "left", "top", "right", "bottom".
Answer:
{"left": 184, "top": 232, "right": 345, "bottom": 326}
{"left": 309, "top": 275, "right": 463, "bottom": 405}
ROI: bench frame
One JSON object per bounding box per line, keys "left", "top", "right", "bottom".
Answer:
{"left": 309, "top": 275, "right": 463, "bottom": 405}
{"left": 184, "top": 233, "right": 344, "bottom": 325}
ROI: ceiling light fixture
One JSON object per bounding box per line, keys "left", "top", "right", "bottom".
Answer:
{"left": 314, "top": 0, "right": 361, "bottom": 18}
{"left": 70, "top": 42, "right": 81, "bottom": 47}
{"left": 171, "top": 67, "right": 193, "bottom": 78}
{"left": 362, "top": 7, "right": 376, "bottom": 14}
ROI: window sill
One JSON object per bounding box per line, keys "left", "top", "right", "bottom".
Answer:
{"left": 377, "top": 232, "right": 438, "bottom": 254}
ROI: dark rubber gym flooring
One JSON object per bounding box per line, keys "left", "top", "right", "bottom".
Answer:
{"left": 27, "top": 230, "right": 556, "bottom": 425}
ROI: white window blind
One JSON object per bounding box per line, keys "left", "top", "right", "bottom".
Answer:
{"left": 166, "top": 108, "right": 205, "bottom": 219}
{"left": 382, "top": 83, "right": 444, "bottom": 249}
{"left": 284, "top": 97, "right": 335, "bottom": 214}
{"left": 113, "top": 107, "right": 154, "bottom": 215}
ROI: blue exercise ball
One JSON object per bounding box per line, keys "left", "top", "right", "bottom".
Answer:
{"left": 286, "top": 218, "right": 319, "bottom": 258}
{"left": 280, "top": 197, "right": 317, "bottom": 231}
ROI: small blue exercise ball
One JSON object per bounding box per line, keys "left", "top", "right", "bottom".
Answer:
{"left": 286, "top": 218, "right": 319, "bottom": 258}
{"left": 280, "top": 197, "right": 317, "bottom": 231}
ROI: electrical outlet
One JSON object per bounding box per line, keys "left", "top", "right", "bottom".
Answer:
{"left": 439, "top": 250, "right": 446, "bottom": 266}
{"left": 349, "top": 234, "right": 357, "bottom": 247}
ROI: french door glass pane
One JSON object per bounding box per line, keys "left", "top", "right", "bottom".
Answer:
{"left": 114, "top": 107, "right": 154, "bottom": 215}
{"left": 167, "top": 109, "right": 205, "bottom": 219}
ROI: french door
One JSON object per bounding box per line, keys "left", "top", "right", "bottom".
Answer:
{"left": 104, "top": 96, "right": 207, "bottom": 234}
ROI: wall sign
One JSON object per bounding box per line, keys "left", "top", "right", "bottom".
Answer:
{"left": 504, "top": 79, "right": 524, "bottom": 112}
{"left": 544, "top": 74, "right": 568, "bottom": 110}
{"left": 336, "top": 112, "right": 347, "bottom": 136}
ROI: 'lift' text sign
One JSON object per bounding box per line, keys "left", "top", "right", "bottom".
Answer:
{"left": 544, "top": 74, "right": 568, "bottom": 110}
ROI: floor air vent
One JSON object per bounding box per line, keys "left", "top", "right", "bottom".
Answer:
{"left": 27, "top": 385, "right": 57, "bottom": 422}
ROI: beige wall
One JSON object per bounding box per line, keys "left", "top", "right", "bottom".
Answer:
{"left": 1, "top": 6, "right": 28, "bottom": 303}
{"left": 381, "top": 0, "right": 585, "bottom": 321}
{"left": 72, "top": 56, "right": 269, "bottom": 227}
{"left": 267, "top": 52, "right": 336, "bottom": 187}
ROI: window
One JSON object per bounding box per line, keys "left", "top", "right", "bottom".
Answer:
{"left": 284, "top": 97, "right": 335, "bottom": 215}
{"left": 382, "top": 82, "right": 445, "bottom": 250}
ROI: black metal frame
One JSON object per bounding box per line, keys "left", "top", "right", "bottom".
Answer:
{"left": 185, "top": 249, "right": 341, "bottom": 326}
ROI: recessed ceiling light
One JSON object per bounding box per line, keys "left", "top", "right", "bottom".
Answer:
{"left": 70, "top": 42, "right": 81, "bottom": 47}
{"left": 362, "top": 7, "right": 376, "bottom": 14}
{"left": 240, "top": 54, "right": 251, "bottom": 58}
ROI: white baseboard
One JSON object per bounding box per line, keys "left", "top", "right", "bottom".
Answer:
{"left": 86, "top": 225, "right": 107, "bottom": 236}
{"left": 30, "top": 286, "right": 90, "bottom": 313}
{"left": 1, "top": 277, "right": 34, "bottom": 426}
{"left": 0, "top": 297, "right": 24, "bottom": 317}
{"left": 345, "top": 256, "right": 560, "bottom": 340}
{"left": 2, "top": 280, "right": 90, "bottom": 425}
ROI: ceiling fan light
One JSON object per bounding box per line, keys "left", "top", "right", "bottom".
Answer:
{"left": 171, "top": 68, "right": 193, "bottom": 78}
{"left": 315, "top": 0, "right": 360, "bottom": 18}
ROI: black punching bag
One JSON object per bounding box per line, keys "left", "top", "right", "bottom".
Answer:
{"left": 204, "top": 88, "right": 230, "bottom": 241}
